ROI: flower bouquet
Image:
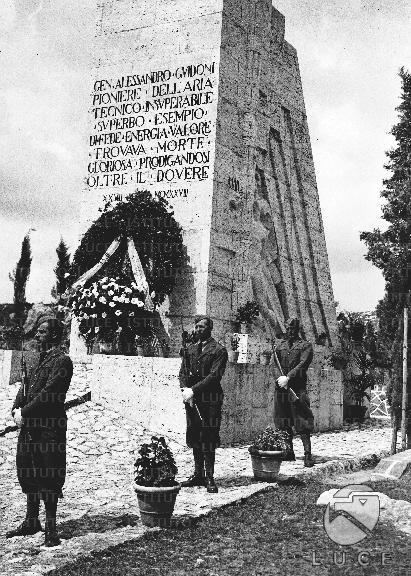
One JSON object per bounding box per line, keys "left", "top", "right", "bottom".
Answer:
{"left": 228, "top": 334, "right": 240, "bottom": 363}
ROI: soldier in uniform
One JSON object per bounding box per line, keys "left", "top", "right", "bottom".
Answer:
{"left": 179, "top": 316, "right": 228, "bottom": 493}
{"left": 273, "top": 317, "right": 315, "bottom": 467}
{"left": 6, "top": 314, "right": 73, "bottom": 547}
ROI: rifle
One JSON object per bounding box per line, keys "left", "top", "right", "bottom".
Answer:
{"left": 271, "top": 342, "right": 313, "bottom": 420}
{"left": 180, "top": 317, "right": 203, "bottom": 423}
{"left": 0, "top": 392, "right": 91, "bottom": 438}
{"left": 21, "top": 340, "right": 28, "bottom": 404}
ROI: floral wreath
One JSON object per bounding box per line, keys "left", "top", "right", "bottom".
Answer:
{"left": 68, "top": 190, "right": 186, "bottom": 346}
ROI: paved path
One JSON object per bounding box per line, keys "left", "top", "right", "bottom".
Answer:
{"left": 0, "top": 380, "right": 395, "bottom": 576}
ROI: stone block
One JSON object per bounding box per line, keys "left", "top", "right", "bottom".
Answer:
{"left": 373, "top": 450, "right": 411, "bottom": 480}
{"left": 70, "top": 0, "right": 342, "bottom": 433}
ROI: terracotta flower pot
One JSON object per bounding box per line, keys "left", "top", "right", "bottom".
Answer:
{"left": 248, "top": 449, "right": 282, "bottom": 482}
{"left": 135, "top": 484, "right": 181, "bottom": 527}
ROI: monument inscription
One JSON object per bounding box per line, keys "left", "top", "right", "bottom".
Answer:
{"left": 87, "top": 62, "right": 217, "bottom": 192}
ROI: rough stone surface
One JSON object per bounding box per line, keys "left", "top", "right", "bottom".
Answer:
{"left": 1, "top": 352, "right": 343, "bottom": 442}
{"left": 71, "top": 0, "right": 339, "bottom": 360}
{"left": 372, "top": 449, "right": 411, "bottom": 480}
{"left": 83, "top": 356, "right": 342, "bottom": 441}
{"left": 0, "top": 364, "right": 394, "bottom": 576}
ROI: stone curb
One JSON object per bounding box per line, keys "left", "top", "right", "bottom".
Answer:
{"left": 293, "top": 450, "right": 391, "bottom": 482}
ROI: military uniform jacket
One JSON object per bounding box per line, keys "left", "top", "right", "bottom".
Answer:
{"left": 13, "top": 347, "right": 73, "bottom": 429}
{"left": 179, "top": 337, "right": 228, "bottom": 401}
{"left": 275, "top": 338, "right": 313, "bottom": 392}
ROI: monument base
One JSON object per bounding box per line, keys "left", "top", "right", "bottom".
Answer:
{"left": 70, "top": 355, "right": 343, "bottom": 444}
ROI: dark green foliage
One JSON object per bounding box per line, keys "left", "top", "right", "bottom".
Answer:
{"left": 70, "top": 190, "right": 186, "bottom": 308}
{"left": 360, "top": 68, "right": 410, "bottom": 298}
{"left": 134, "top": 436, "right": 178, "bottom": 487}
{"left": 52, "top": 238, "right": 71, "bottom": 301}
{"left": 9, "top": 235, "right": 32, "bottom": 321}
{"left": 331, "top": 312, "right": 380, "bottom": 408}
{"left": 360, "top": 68, "right": 411, "bottom": 419}
{"left": 249, "top": 426, "right": 292, "bottom": 452}
{"left": 235, "top": 301, "right": 260, "bottom": 324}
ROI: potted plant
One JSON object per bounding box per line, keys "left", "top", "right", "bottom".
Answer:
{"left": 248, "top": 426, "right": 292, "bottom": 481}
{"left": 344, "top": 350, "right": 375, "bottom": 423}
{"left": 228, "top": 334, "right": 240, "bottom": 363}
{"left": 134, "top": 436, "right": 180, "bottom": 527}
{"left": 235, "top": 301, "right": 260, "bottom": 334}
{"left": 259, "top": 339, "right": 272, "bottom": 365}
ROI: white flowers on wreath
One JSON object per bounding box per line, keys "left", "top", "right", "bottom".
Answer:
{"left": 70, "top": 276, "right": 150, "bottom": 341}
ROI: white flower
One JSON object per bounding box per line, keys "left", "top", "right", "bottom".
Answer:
{"left": 109, "top": 302, "right": 115, "bottom": 307}
{"left": 99, "top": 297, "right": 107, "bottom": 304}
{"left": 83, "top": 313, "right": 89, "bottom": 319}
{"left": 131, "top": 298, "right": 139, "bottom": 305}
{"left": 150, "top": 291, "right": 156, "bottom": 298}
{"left": 136, "top": 300, "right": 144, "bottom": 308}
{"left": 125, "top": 287, "right": 132, "bottom": 294}
{"left": 115, "top": 310, "right": 122, "bottom": 316}
{"left": 90, "top": 314, "right": 97, "bottom": 318}
{"left": 108, "top": 290, "right": 114, "bottom": 296}
{"left": 124, "top": 298, "right": 130, "bottom": 304}
{"left": 102, "top": 312, "right": 107, "bottom": 318}
{"left": 129, "top": 312, "right": 135, "bottom": 317}
{"left": 113, "top": 296, "right": 119, "bottom": 302}
{"left": 102, "top": 277, "right": 108, "bottom": 282}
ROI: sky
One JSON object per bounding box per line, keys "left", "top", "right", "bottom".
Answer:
{"left": 0, "top": 0, "right": 410, "bottom": 311}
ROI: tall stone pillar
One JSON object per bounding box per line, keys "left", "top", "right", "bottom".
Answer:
{"left": 75, "top": 0, "right": 337, "bottom": 356}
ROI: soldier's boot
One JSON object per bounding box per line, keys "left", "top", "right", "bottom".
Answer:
{"left": 204, "top": 451, "right": 218, "bottom": 493}
{"left": 44, "top": 495, "right": 61, "bottom": 547}
{"left": 181, "top": 449, "right": 206, "bottom": 487}
{"left": 6, "top": 493, "right": 42, "bottom": 538}
{"left": 300, "top": 433, "right": 315, "bottom": 467}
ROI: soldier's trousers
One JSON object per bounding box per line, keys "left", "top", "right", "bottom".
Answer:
{"left": 274, "top": 386, "right": 314, "bottom": 434}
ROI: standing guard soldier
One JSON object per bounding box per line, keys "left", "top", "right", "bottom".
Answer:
{"left": 273, "top": 317, "right": 315, "bottom": 467}
{"left": 6, "top": 314, "right": 73, "bottom": 547}
{"left": 179, "top": 316, "right": 228, "bottom": 493}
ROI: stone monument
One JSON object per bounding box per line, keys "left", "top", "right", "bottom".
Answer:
{"left": 69, "top": 0, "right": 343, "bottom": 438}
{"left": 74, "top": 0, "right": 338, "bottom": 351}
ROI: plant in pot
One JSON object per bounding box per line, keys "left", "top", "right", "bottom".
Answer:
{"left": 248, "top": 426, "right": 292, "bottom": 481}
{"left": 134, "top": 436, "right": 180, "bottom": 527}
{"left": 345, "top": 350, "right": 376, "bottom": 423}
{"left": 228, "top": 334, "right": 240, "bottom": 363}
{"left": 259, "top": 339, "right": 272, "bottom": 366}
{"left": 235, "top": 301, "right": 260, "bottom": 334}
